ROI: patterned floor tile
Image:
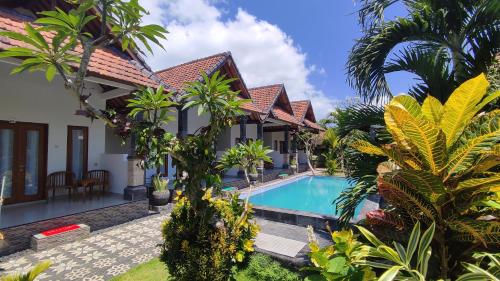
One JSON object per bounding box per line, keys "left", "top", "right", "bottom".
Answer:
{"left": 0, "top": 213, "right": 168, "bottom": 280}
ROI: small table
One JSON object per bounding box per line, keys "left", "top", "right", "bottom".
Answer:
{"left": 79, "top": 178, "right": 99, "bottom": 195}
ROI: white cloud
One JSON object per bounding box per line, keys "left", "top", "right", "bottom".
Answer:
{"left": 138, "top": 0, "right": 336, "bottom": 119}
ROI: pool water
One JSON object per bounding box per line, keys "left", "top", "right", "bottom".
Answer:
{"left": 248, "top": 176, "right": 364, "bottom": 216}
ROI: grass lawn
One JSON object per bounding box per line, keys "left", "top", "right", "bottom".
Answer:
{"left": 110, "top": 256, "right": 295, "bottom": 281}
{"left": 110, "top": 259, "right": 169, "bottom": 281}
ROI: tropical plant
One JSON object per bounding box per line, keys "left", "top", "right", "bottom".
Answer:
{"left": 348, "top": 0, "right": 500, "bottom": 104}
{"left": 2, "top": 260, "right": 51, "bottom": 281}
{"left": 457, "top": 252, "right": 500, "bottom": 281}
{"left": 160, "top": 71, "right": 256, "bottom": 281}
{"left": 329, "top": 104, "right": 387, "bottom": 226}
{"left": 296, "top": 130, "right": 321, "bottom": 175}
{"left": 238, "top": 253, "right": 301, "bottom": 281}
{"left": 127, "top": 86, "right": 177, "bottom": 177}
{"left": 168, "top": 71, "right": 249, "bottom": 203}
{"left": 0, "top": 0, "right": 167, "bottom": 125}
{"left": 161, "top": 189, "right": 259, "bottom": 281}
{"left": 356, "top": 222, "right": 435, "bottom": 281}
{"left": 218, "top": 140, "right": 272, "bottom": 185}
{"left": 351, "top": 74, "right": 500, "bottom": 279}
{"left": 152, "top": 175, "right": 168, "bottom": 192}
{"left": 322, "top": 128, "right": 341, "bottom": 175}
{"left": 303, "top": 226, "right": 375, "bottom": 281}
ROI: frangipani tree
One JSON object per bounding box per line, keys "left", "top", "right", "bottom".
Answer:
{"left": 296, "top": 129, "right": 321, "bottom": 175}
{"left": 218, "top": 140, "right": 273, "bottom": 184}
{"left": 0, "top": 0, "right": 167, "bottom": 125}
{"left": 352, "top": 74, "right": 500, "bottom": 279}
{"left": 126, "top": 86, "right": 176, "bottom": 184}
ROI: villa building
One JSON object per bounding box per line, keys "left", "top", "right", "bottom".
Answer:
{"left": 0, "top": 0, "right": 322, "bottom": 255}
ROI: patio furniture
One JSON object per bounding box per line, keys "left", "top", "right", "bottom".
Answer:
{"left": 46, "top": 171, "right": 77, "bottom": 199}
{"left": 80, "top": 178, "right": 100, "bottom": 195}
{"left": 84, "top": 170, "right": 110, "bottom": 194}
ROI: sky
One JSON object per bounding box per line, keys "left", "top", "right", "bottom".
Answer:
{"left": 138, "top": 0, "right": 413, "bottom": 119}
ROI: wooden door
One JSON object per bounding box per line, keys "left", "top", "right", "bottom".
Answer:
{"left": 0, "top": 121, "right": 47, "bottom": 204}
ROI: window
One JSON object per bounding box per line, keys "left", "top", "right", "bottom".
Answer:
{"left": 274, "top": 140, "right": 278, "bottom": 151}
{"left": 279, "top": 141, "right": 285, "bottom": 154}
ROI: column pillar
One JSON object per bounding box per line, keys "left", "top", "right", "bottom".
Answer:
{"left": 237, "top": 115, "right": 248, "bottom": 178}
{"left": 124, "top": 130, "right": 147, "bottom": 201}
{"left": 257, "top": 122, "right": 263, "bottom": 141}
{"left": 177, "top": 106, "right": 188, "bottom": 138}
{"left": 239, "top": 115, "right": 247, "bottom": 143}
{"left": 283, "top": 125, "right": 290, "bottom": 168}
{"left": 256, "top": 122, "right": 264, "bottom": 182}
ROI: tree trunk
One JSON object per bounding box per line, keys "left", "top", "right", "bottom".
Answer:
{"left": 306, "top": 150, "right": 316, "bottom": 175}
{"left": 436, "top": 230, "right": 449, "bottom": 280}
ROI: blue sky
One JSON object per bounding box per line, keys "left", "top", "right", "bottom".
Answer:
{"left": 217, "top": 0, "right": 413, "bottom": 102}
{"left": 140, "top": 0, "right": 414, "bottom": 118}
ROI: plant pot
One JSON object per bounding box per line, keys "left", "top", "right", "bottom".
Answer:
{"left": 150, "top": 190, "right": 170, "bottom": 206}
{"left": 290, "top": 165, "right": 297, "bottom": 174}
{"left": 248, "top": 173, "right": 259, "bottom": 182}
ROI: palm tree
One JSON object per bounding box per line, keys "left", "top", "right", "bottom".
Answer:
{"left": 347, "top": 0, "right": 499, "bottom": 104}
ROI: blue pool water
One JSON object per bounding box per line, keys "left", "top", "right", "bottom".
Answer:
{"left": 248, "top": 176, "right": 364, "bottom": 216}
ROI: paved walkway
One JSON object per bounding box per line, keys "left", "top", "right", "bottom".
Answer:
{"left": 0, "top": 215, "right": 331, "bottom": 280}
{"left": 0, "top": 214, "right": 166, "bottom": 281}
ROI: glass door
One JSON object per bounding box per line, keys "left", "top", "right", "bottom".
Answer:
{"left": 67, "top": 126, "right": 88, "bottom": 182}
{"left": 0, "top": 121, "right": 47, "bottom": 204}
{"left": 0, "top": 123, "right": 14, "bottom": 203}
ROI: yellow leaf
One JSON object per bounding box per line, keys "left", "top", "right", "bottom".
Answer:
{"left": 387, "top": 105, "right": 446, "bottom": 174}
{"left": 421, "top": 95, "right": 444, "bottom": 124}
{"left": 440, "top": 73, "right": 489, "bottom": 148}
{"left": 350, "top": 140, "right": 385, "bottom": 156}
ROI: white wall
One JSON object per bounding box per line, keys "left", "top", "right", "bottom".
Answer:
{"left": 100, "top": 154, "right": 128, "bottom": 194}
{"left": 0, "top": 62, "right": 106, "bottom": 174}
{"left": 187, "top": 107, "right": 209, "bottom": 134}
{"left": 264, "top": 131, "right": 287, "bottom": 168}
{"left": 298, "top": 150, "right": 308, "bottom": 164}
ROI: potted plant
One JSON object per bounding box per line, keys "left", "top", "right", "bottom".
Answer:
{"left": 218, "top": 140, "right": 272, "bottom": 186}
{"left": 289, "top": 158, "right": 298, "bottom": 174}
{"left": 151, "top": 175, "right": 170, "bottom": 206}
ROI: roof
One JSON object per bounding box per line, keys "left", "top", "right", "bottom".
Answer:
{"left": 290, "top": 100, "right": 310, "bottom": 122}
{"left": 0, "top": 8, "right": 158, "bottom": 88}
{"left": 248, "top": 84, "right": 283, "bottom": 113}
{"left": 156, "top": 52, "right": 264, "bottom": 114}
{"left": 156, "top": 53, "right": 228, "bottom": 90}
{"left": 304, "top": 119, "right": 323, "bottom": 131}
{"left": 271, "top": 107, "right": 301, "bottom": 126}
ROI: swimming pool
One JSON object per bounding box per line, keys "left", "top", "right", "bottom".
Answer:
{"left": 247, "top": 176, "right": 365, "bottom": 217}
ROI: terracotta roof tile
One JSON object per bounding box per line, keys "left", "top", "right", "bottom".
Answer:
{"left": 290, "top": 100, "right": 310, "bottom": 122}
{"left": 271, "top": 107, "right": 301, "bottom": 125}
{"left": 155, "top": 53, "right": 228, "bottom": 90}
{"left": 304, "top": 119, "right": 324, "bottom": 131}
{"left": 0, "top": 9, "right": 157, "bottom": 88}
{"left": 248, "top": 84, "right": 283, "bottom": 113}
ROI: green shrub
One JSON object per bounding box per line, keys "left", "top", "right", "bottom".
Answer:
{"left": 161, "top": 189, "right": 259, "bottom": 281}
{"left": 240, "top": 254, "right": 300, "bottom": 281}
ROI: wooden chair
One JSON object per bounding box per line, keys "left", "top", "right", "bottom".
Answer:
{"left": 46, "top": 171, "right": 77, "bottom": 199}
{"left": 85, "top": 170, "right": 109, "bottom": 194}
